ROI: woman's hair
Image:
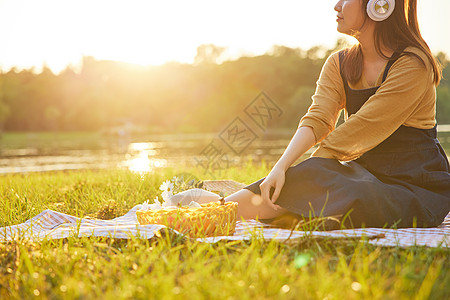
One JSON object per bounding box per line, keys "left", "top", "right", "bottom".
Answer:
{"left": 342, "top": 0, "right": 442, "bottom": 86}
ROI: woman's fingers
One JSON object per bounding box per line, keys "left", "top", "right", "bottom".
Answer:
{"left": 270, "top": 181, "right": 284, "bottom": 210}
{"left": 260, "top": 166, "right": 286, "bottom": 211}
{"left": 271, "top": 184, "right": 281, "bottom": 203}
{"left": 260, "top": 181, "right": 281, "bottom": 210}
{"left": 259, "top": 181, "right": 270, "bottom": 204}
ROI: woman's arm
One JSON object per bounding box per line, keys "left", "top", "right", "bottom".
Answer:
{"left": 299, "top": 52, "right": 345, "bottom": 144}
{"left": 272, "top": 51, "right": 345, "bottom": 171}
{"left": 259, "top": 53, "right": 344, "bottom": 205}
{"left": 273, "top": 126, "right": 317, "bottom": 172}
{"left": 259, "top": 126, "right": 316, "bottom": 206}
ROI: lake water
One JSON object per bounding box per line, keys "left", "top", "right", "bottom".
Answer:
{"left": 1, "top": 128, "right": 449, "bottom": 175}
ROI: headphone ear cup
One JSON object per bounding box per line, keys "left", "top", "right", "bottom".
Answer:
{"left": 366, "top": 0, "right": 395, "bottom": 22}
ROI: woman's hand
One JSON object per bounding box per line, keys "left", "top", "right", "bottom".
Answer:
{"left": 257, "top": 126, "right": 316, "bottom": 211}
{"left": 259, "top": 166, "right": 286, "bottom": 210}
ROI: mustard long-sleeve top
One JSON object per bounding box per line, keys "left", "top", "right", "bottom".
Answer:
{"left": 299, "top": 46, "right": 437, "bottom": 161}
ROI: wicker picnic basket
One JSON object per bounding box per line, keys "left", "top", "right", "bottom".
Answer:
{"left": 136, "top": 199, "right": 238, "bottom": 237}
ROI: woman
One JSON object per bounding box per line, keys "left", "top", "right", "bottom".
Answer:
{"left": 177, "top": 0, "right": 450, "bottom": 228}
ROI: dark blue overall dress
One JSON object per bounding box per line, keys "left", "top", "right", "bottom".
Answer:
{"left": 243, "top": 49, "right": 450, "bottom": 228}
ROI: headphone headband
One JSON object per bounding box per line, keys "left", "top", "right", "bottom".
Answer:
{"left": 366, "top": 0, "right": 395, "bottom": 22}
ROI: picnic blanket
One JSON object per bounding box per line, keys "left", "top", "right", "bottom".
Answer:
{"left": 1, "top": 180, "right": 449, "bottom": 248}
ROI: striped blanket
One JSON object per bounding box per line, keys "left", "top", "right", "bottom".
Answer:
{"left": 1, "top": 180, "right": 449, "bottom": 247}
{"left": 1, "top": 206, "right": 449, "bottom": 248}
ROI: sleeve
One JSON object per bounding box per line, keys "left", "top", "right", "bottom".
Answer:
{"left": 311, "top": 52, "right": 434, "bottom": 161}
{"left": 298, "top": 52, "right": 345, "bottom": 143}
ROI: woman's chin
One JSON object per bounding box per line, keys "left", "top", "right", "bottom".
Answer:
{"left": 336, "top": 25, "right": 349, "bottom": 35}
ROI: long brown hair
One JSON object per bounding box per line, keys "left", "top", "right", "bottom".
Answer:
{"left": 342, "top": 0, "right": 442, "bottom": 86}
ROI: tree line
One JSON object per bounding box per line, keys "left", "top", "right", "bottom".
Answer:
{"left": 0, "top": 41, "right": 449, "bottom": 134}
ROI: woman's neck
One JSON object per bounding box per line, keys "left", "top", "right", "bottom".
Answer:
{"left": 356, "top": 25, "right": 393, "bottom": 61}
{"left": 355, "top": 27, "right": 396, "bottom": 87}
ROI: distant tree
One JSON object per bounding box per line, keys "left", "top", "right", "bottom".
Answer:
{"left": 0, "top": 101, "right": 10, "bottom": 132}
{"left": 435, "top": 52, "right": 448, "bottom": 69}
{"left": 437, "top": 86, "right": 450, "bottom": 124}
{"left": 324, "top": 37, "right": 354, "bottom": 57}
{"left": 194, "top": 44, "right": 226, "bottom": 65}
{"left": 270, "top": 45, "right": 303, "bottom": 58}
{"left": 306, "top": 45, "right": 327, "bottom": 60}
{"left": 0, "top": 41, "right": 448, "bottom": 132}
{"left": 44, "top": 105, "right": 61, "bottom": 131}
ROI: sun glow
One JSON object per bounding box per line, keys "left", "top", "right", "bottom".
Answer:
{"left": 123, "top": 150, "right": 167, "bottom": 173}
{"left": 0, "top": 0, "right": 340, "bottom": 74}
{"left": 0, "top": 0, "right": 448, "bottom": 74}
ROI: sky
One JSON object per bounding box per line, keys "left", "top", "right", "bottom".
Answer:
{"left": 0, "top": 0, "right": 449, "bottom": 74}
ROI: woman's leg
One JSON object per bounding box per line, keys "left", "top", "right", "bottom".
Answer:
{"left": 224, "top": 189, "right": 289, "bottom": 220}
{"left": 171, "top": 188, "right": 289, "bottom": 219}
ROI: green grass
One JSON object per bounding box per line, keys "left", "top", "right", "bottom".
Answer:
{"left": 1, "top": 162, "right": 449, "bottom": 299}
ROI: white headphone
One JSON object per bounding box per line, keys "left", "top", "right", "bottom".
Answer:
{"left": 366, "top": 0, "right": 396, "bottom": 22}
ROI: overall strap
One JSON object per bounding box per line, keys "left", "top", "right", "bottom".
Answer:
{"left": 338, "top": 46, "right": 407, "bottom": 85}
{"left": 381, "top": 46, "right": 407, "bottom": 82}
